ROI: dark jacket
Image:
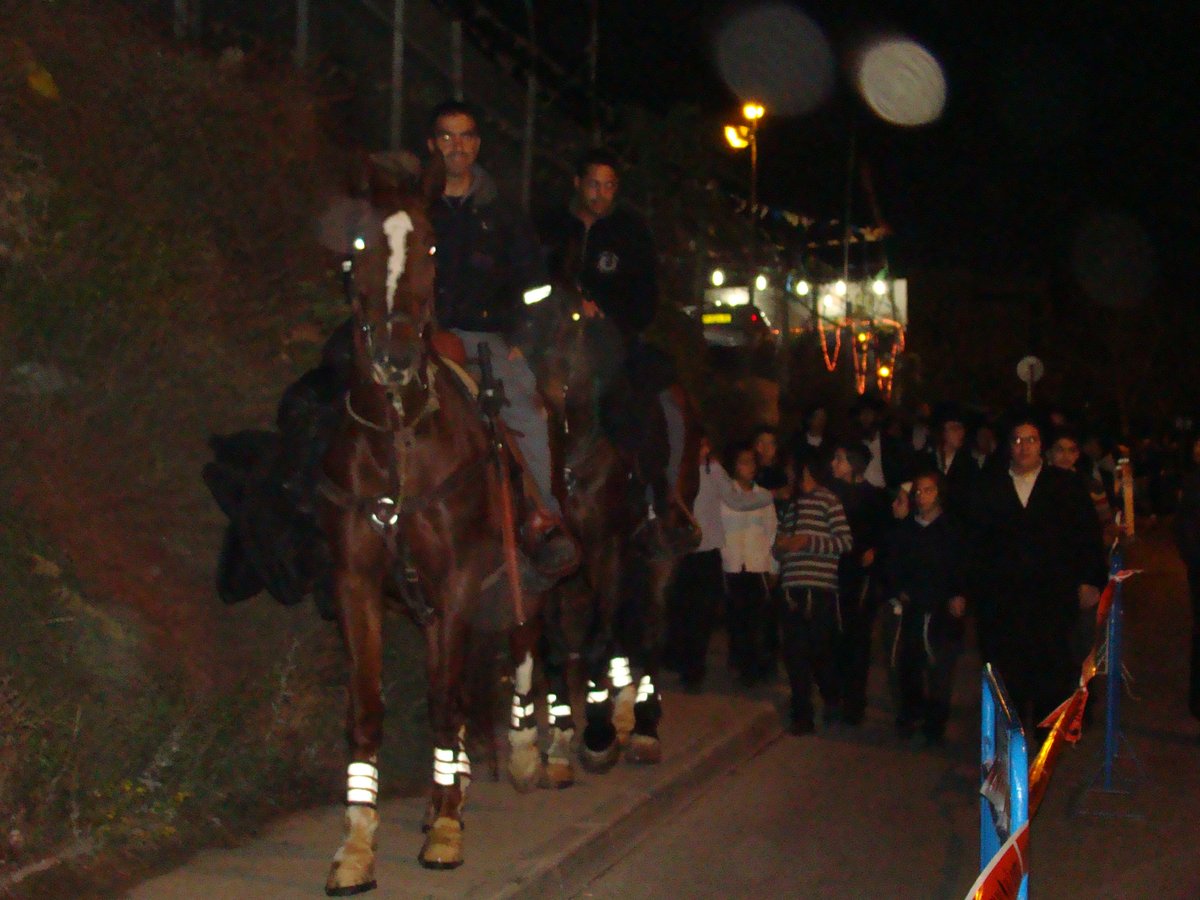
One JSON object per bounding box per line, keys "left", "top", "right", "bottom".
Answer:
{"left": 886, "top": 513, "right": 966, "bottom": 615}
{"left": 540, "top": 205, "right": 658, "bottom": 338}
{"left": 430, "top": 166, "right": 545, "bottom": 334}
{"left": 922, "top": 446, "right": 978, "bottom": 519}
{"left": 968, "top": 465, "right": 1107, "bottom": 653}
{"left": 832, "top": 479, "right": 891, "bottom": 587}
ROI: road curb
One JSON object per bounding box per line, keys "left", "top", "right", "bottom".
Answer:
{"left": 498, "top": 698, "right": 782, "bottom": 899}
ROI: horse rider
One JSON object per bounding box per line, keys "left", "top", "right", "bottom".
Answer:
{"left": 424, "top": 99, "right": 579, "bottom": 579}
{"left": 538, "top": 147, "right": 692, "bottom": 550}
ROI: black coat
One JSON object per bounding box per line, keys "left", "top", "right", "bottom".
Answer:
{"left": 923, "top": 447, "right": 978, "bottom": 518}
{"left": 885, "top": 513, "right": 967, "bottom": 643}
{"left": 968, "top": 465, "right": 1107, "bottom": 657}
{"left": 540, "top": 205, "right": 658, "bottom": 338}
{"left": 430, "top": 167, "right": 545, "bottom": 334}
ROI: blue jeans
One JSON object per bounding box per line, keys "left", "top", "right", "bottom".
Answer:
{"left": 452, "top": 330, "right": 559, "bottom": 515}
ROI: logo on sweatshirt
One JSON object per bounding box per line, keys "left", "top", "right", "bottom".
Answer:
{"left": 596, "top": 250, "right": 619, "bottom": 274}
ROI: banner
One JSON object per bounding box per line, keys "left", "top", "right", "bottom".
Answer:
{"left": 966, "top": 821, "right": 1029, "bottom": 900}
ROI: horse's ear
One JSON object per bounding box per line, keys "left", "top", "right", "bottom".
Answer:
{"left": 421, "top": 152, "right": 446, "bottom": 208}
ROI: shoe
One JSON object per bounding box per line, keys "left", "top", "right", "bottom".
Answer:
{"left": 822, "top": 703, "right": 843, "bottom": 728}
{"left": 789, "top": 718, "right": 816, "bottom": 736}
{"left": 841, "top": 708, "right": 865, "bottom": 727}
{"left": 522, "top": 509, "right": 581, "bottom": 580}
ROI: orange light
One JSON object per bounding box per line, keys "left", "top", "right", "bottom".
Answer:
{"left": 877, "top": 365, "right": 892, "bottom": 378}
{"left": 742, "top": 102, "right": 765, "bottom": 121}
{"left": 857, "top": 331, "right": 870, "bottom": 343}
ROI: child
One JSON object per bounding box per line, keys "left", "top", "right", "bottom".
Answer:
{"left": 720, "top": 442, "right": 778, "bottom": 687}
{"left": 774, "top": 447, "right": 853, "bottom": 733}
{"left": 666, "top": 432, "right": 774, "bottom": 689}
{"left": 884, "top": 470, "right": 967, "bottom": 744}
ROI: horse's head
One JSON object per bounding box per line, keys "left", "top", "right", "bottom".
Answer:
{"left": 346, "top": 152, "right": 445, "bottom": 405}
{"left": 526, "top": 283, "right": 623, "bottom": 423}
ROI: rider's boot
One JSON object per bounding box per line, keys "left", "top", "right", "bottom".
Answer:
{"left": 521, "top": 505, "right": 581, "bottom": 581}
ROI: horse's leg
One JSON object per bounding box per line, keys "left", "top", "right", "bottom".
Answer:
{"left": 540, "top": 621, "right": 577, "bottom": 789}
{"left": 325, "top": 561, "right": 386, "bottom": 896}
{"left": 578, "top": 554, "right": 623, "bottom": 772}
{"left": 506, "top": 621, "right": 544, "bottom": 792}
{"left": 626, "top": 555, "right": 675, "bottom": 765}
{"left": 419, "top": 594, "right": 470, "bottom": 870}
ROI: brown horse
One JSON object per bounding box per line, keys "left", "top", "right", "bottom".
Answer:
{"left": 523, "top": 286, "right": 702, "bottom": 783}
{"left": 317, "top": 154, "right": 544, "bottom": 894}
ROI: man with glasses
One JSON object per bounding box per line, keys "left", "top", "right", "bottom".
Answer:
{"left": 968, "top": 416, "right": 1107, "bottom": 740}
{"left": 425, "top": 99, "right": 577, "bottom": 578}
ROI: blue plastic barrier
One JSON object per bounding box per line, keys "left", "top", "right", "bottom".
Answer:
{"left": 980, "top": 663, "right": 1029, "bottom": 899}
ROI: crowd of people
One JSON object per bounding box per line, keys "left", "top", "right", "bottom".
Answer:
{"left": 664, "top": 398, "right": 1147, "bottom": 746}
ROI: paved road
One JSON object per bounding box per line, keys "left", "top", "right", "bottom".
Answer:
{"left": 127, "top": 526, "right": 1198, "bottom": 899}
{"left": 579, "top": 525, "right": 1200, "bottom": 899}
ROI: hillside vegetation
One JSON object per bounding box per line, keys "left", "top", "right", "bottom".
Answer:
{"left": 0, "top": 4, "right": 430, "bottom": 896}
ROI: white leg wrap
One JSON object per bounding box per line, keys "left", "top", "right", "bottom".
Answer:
{"left": 635, "top": 674, "right": 656, "bottom": 704}
{"left": 345, "top": 760, "right": 379, "bottom": 807}
{"left": 433, "top": 746, "right": 458, "bottom": 786}
{"left": 514, "top": 652, "right": 534, "bottom": 695}
{"left": 608, "top": 656, "right": 633, "bottom": 689}
{"left": 586, "top": 680, "right": 610, "bottom": 705}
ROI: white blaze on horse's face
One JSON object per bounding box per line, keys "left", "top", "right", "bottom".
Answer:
{"left": 382, "top": 210, "right": 414, "bottom": 317}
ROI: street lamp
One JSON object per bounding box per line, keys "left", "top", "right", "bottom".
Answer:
{"left": 724, "top": 101, "right": 766, "bottom": 308}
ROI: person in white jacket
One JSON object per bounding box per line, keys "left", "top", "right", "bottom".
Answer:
{"left": 665, "top": 432, "right": 774, "bottom": 690}
{"left": 721, "top": 442, "right": 779, "bottom": 686}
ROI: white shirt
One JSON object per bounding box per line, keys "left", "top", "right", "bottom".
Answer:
{"left": 691, "top": 459, "right": 774, "bottom": 553}
{"left": 720, "top": 483, "right": 778, "bottom": 574}
{"left": 863, "top": 433, "right": 885, "bottom": 488}
{"left": 1009, "top": 464, "right": 1042, "bottom": 508}
{"left": 938, "top": 448, "right": 957, "bottom": 474}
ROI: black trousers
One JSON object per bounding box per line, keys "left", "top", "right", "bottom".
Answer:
{"left": 725, "top": 571, "right": 773, "bottom": 680}
{"left": 665, "top": 549, "right": 723, "bottom": 685}
{"left": 780, "top": 586, "right": 841, "bottom": 724}
{"left": 835, "top": 571, "right": 878, "bottom": 722}
{"left": 893, "top": 605, "right": 963, "bottom": 738}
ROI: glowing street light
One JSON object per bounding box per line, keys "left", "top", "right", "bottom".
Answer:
{"left": 834, "top": 279, "right": 847, "bottom": 296}
{"left": 711, "top": 268, "right": 726, "bottom": 287}
{"left": 724, "top": 100, "right": 767, "bottom": 307}
{"left": 795, "top": 279, "right": 811, "bottom": 296}
{"left": 872, "top": 278, "right": 888, "bottom": 296}
{"left": 755, "top": 274, "right": 768, "bottom": 292}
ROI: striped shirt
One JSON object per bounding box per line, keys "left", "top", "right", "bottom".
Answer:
{"left": 777, "top": 486, "right": 853, "bottom": 591}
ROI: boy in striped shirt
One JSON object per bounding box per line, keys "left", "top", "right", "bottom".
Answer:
{"left": 774, "top": 447, "right": 853, "bottom": 734}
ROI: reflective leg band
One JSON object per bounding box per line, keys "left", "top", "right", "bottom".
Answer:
{"left": 346, "top": 761, "right": 379, "bottom": 806}
{"left": 609, "top": 656, "right": 633, "bottom": 689}
{"left": 434, "top": 747, "right": 457, "bottom": 786}
{"left": 457, "top": 747, "right": 471, "bottom": 778}
{"left": 586, "top": 680, "right": 610, "bottom": 705}
{"left": 547, "top": 692, "right": 572, "bottom": 723}
{"left": 510, "top": 693, "right": 536, "bottom": 730}
{"left": 635, "top": 674, "right": 656, "bottom": 704}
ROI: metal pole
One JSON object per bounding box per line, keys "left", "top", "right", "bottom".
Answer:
{"left": 748, "top": 120, "right": 758, "bottom": 309}
{"left": 389, "top": 0, "right": 407, "bottom": 151}
{"left": 294, "top": 0, "right": 309, "bottom": 69}
{"left": 980, "top": 670, "right": 997, "bottom": 865}
{"left": 1103, "top": 554, "right": 1124, "bottom": 790}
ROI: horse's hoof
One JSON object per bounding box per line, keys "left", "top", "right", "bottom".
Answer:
{"left": 325, "top": 881, "right": 377, "bottom": 897}
{"left": 418, "top": 816, "right": 464, "bottom": 870}
{"left": 626, "top": 733, "right": 663, "bottom": 765}
{"left": 540, "top": 757, "right": 576, "bottom": 789}
{"left": 326, "top": 806, "right": 379, "bottom": 895}
{"left": 578, "top": 738, "right": 620, "bottom": 774}
{"left": 507, "top": 742, "right": 542, "bottom": 794}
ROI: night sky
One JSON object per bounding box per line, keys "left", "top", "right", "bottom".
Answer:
{"left": 483, "top": 0, "right": 1195, "bottom": 286}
